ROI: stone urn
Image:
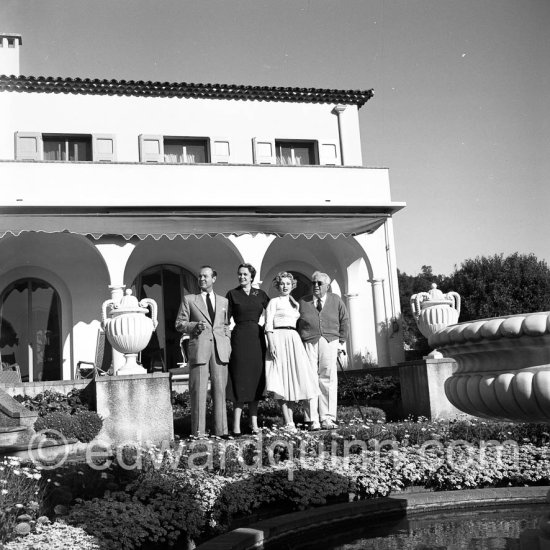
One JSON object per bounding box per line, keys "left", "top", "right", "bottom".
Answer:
{"left": 101, "top": 289, "right": 158, "bottom": 375}
{"left": 410, "top": 284, "right": 461, "bottom": 358}
{"left": 430, "top": 311, "right": 550, "bottom": 422}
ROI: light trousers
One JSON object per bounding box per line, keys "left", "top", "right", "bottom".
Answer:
{"left": 304, "top": 337, "right": 339, "bottom": 422}
{"left": 189, "top": 344, "right": 228, "bottom": 436}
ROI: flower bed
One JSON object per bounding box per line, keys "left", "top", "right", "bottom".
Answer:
{"left": 0, "top": 456, "right": 44, "bottom": 544}
{"left": 4, "top": 401, "right": 550, "bottom": 549}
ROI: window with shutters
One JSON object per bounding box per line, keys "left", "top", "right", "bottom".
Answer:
{"left": 253, "top": 137, "right": 340, "bottom": 166}
{"left": 138, "top": 135, "right": 230, "bottom": 164}
{"left": 14, "top": 132, "right": 117, "bottom": 162}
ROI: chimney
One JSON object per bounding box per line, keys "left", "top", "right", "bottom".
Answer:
{"left": 0, "top": 33, "right": 22, "bottom": 76}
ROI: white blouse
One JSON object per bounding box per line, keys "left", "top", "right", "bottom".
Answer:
{"left": 265, "top": 296, "right": 300, "bottom": 332}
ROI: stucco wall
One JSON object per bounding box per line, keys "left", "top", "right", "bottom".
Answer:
{"left": 0, "top": 93, "right": 362, "bottom": 164}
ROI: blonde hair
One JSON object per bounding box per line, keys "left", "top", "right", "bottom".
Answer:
{"left": 272, "top": 271, "right": 297, "bottom": 290}
{"left": 273, "top": 271, "right": 299, "bottom": 308}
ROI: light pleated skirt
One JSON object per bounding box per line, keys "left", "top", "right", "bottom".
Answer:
{"left": 265, "top": 329, "right": 320, "bottom": 401}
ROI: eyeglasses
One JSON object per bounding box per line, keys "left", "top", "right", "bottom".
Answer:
{"left": 312, "top": 281, "right": 325, "bottom": 286}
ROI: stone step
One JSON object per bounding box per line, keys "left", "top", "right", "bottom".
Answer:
{"left": 0, "top": 388, "right": 39, "bottom": 430}
{"left": 0, "top": 426, "right": 34, "bottom": 447}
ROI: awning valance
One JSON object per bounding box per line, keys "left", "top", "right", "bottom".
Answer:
{"left": 0, "top": 211, "right": 392, "bottom": 240}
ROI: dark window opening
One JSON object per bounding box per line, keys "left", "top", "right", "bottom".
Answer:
{"left": 43, "top": 135, "right": 92, "bottom": 161}
{"left": 1, "top": 278, "right": 62, "bottom": 381}
{"left": 133, "top": 265, "right": 199, "bottom": 372}
{"left": 275, "top": 140, "right": 317, "bottom": 165}
{"left": 164, "top": 138, "right": 209, "bottom": 164}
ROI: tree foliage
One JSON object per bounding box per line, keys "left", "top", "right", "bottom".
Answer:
{"left": 398, "top": 254, "right": 550, "bottom": 353}
{"left": 448, "top": 253, "right": 550, "bottom": 321}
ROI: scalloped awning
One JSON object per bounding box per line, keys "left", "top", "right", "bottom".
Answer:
{"left": 0, "top": 210, "right": 392, "bottom": 240}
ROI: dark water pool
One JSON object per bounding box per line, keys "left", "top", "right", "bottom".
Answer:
{"left": 271, "top": 504, "right": 545, "bottom": 550}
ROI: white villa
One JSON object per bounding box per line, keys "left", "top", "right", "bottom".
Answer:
{"left": 0, "top": 32, "right": 405, "bottom": 383}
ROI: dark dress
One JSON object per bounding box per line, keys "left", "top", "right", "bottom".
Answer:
{"left": 226, "top": 287, "right": 270, "bottom": 402}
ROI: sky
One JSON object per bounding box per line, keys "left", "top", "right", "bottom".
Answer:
{"left": 2, "top": 0, "right": 549, "bottom": 276}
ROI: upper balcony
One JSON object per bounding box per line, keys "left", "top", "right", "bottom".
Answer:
{"left": 0, "top": 160, "right": 402, "bottom": 209}
{"left": 0, "top": 160, "right": 405, "bottom": 238}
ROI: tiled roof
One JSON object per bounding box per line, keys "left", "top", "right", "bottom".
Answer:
{"left": 0, "top": 74, "right": 374, "bottom": 107}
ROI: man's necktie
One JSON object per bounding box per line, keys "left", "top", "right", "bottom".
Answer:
{"left": 316, "top": 299, "right": 323, "bottom": 313}
{"left": 206, "top": 293, "right": 215, "bottom": 323}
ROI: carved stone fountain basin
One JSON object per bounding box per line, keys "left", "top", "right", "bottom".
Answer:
{"left": 429, "top": 311, "right": 550, "bottom": 422}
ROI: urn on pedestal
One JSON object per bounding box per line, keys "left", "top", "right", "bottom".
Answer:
{"left": 410, "top": 284, "right": 461, "bottom": 358}
{"left": 101, "top": 289, "right": 158, "bottom": 375}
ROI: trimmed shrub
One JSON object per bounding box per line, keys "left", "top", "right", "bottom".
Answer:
{"left": 67, "top": 493, "right": 164, "bottom": 550}
{"left": 338, "top": 374, "right": 400, "bottom": 406}
{"left": 71, "top": 410, "right": 103, "bottom": 443}
{"left": 34, "top": 412, "right": 76, "bottom": 441}
{"left": 34, "top": 410, "right": 102, "bottom": 443}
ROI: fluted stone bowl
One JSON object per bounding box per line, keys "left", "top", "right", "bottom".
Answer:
{"left": 429, "top": 312, "right": 550, "bottom": 422}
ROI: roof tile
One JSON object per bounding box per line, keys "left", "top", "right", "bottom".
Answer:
{"left": 0, "top": 74, "right": 373, "bottom": 107}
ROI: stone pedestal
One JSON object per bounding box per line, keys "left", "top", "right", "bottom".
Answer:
{"left": 398, "top": 358, "right": 467, "bottom": 420}
{"left": 89, "top": 373, "right": 173, "bottom": 448}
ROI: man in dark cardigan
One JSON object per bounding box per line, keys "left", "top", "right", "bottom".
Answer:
{"left": 298, "top": 271, "right": 349, "bottom": 430}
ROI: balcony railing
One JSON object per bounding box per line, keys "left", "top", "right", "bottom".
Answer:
{"left": 0, "top": 160, "right": 402, "bottom": 210}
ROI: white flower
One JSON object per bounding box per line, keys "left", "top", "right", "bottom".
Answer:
{"left": 1, "top": 489, "right": 8, "bottom": 495}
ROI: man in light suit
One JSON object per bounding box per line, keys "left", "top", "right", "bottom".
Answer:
{"left": 175, "top": 266, "right": 231, "bottom": 437}
{"left": 298, "top": 271, "right": 349, "bottom": 430}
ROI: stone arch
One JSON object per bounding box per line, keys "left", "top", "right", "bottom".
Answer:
{"left": 124, "top": 235, "right": 244, "bottom": 296}
{"left": 0, "top": 232, "right": 116, "bottom": 378}
{"left": 260, "top": 235, "right": 381, "bottom": 368}
{"left": 0, "top": 266, "right": 73, "bottom": 380}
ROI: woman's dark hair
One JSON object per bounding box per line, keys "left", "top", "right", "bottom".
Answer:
{"left": 238, "top": 263, "right": 256, "bottom": 282}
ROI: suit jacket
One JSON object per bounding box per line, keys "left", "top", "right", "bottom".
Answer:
{"left": 175, "top": 293, "right": 231, "bottom": 365}
{"left": 298, "top": 292, "right": 349, "bottom": 344}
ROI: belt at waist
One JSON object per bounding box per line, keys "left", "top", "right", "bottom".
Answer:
{"left": 274, "top": 326, "right": 296, "bottom": 331}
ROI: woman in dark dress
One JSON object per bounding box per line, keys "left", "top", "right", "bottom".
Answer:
{"left": 226, "top": 263, "right": 270, "bottom": 435}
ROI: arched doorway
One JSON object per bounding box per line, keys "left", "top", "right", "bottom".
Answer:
{"left": 0, "top": 278, "right": 62, "bottom": 381}
{"left": 132, "top": 264, "right": 199, "bottom": 372}
{"left": 290, "top": 271, "right": 311, "bottom": 301}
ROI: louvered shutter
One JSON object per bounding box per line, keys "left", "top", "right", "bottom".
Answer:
{"left": 93, "top": 134, "right": 117, "bottom": 162}
{"left": 252, "top": 137, "right": 276, "bottom": 165}
{"left": 209, "top": 138, "right": 231, "bottom": 164}
{"left": 15, "top": 132, "right": 42, "bottom": 161}
{"left": 139, "top": 135, "right": 164, "bottom": 163}
{"left": 318, "top": 140, "right": 340, "bottom": 166}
